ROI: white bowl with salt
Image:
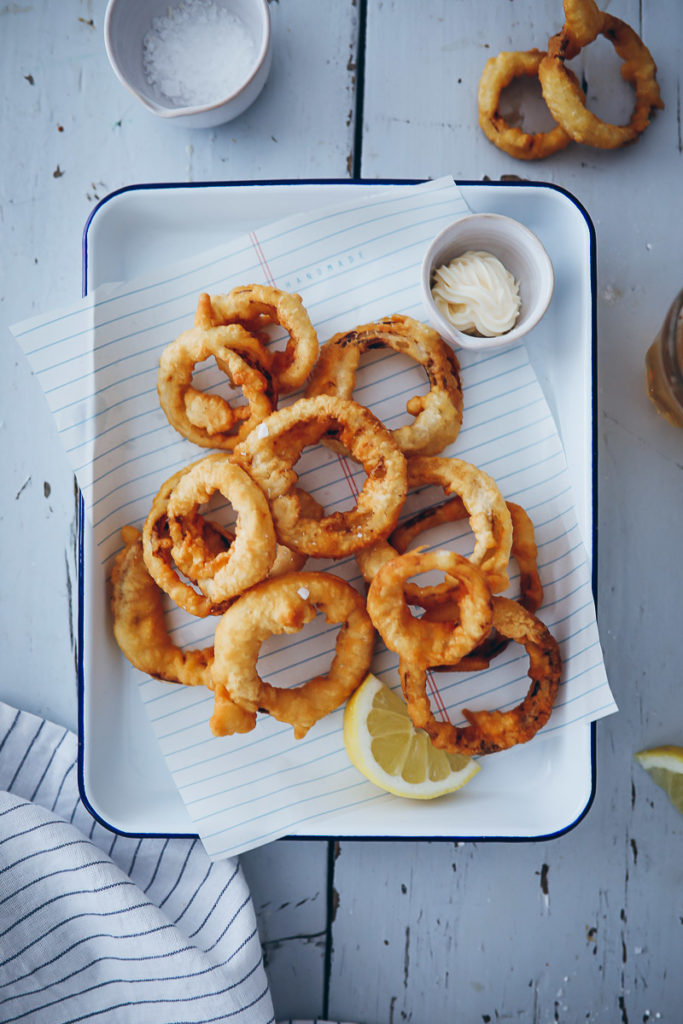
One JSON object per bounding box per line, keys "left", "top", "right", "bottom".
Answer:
{"left": 104, "top": 0, "right": 272, "bottom": 128}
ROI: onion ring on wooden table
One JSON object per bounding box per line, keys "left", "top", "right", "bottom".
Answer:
{"left": 211, "top": 572, "right": 375, "bottom": 739}
{"left": 206, "top": 284, "right": 319, "bottom": 394}
{"left": 478, "top": 49, "right": 583, "bottom": 160}
{"left": 539, "top": 10, "right": 664, "bottom": 149}
{"left": 400, "top": 596, "right": 561, "bottom": 756}
{"left": 356, "top": 454, "right": 513, "bottom": 596}
{"left": 305, "top": 314, "right": 463, "bottom": 456}
{"left": 366, "top": 549, "right": 494, "bottom": 668}
{"left": 233, "top": 395, "right": 408, "bottom": 559}
{"left": 166, "top": 454, "right": 276, "bottom": 603}
{"left": 111, "top": 526, "right": 256, "bottom": 734}
{"left": 157, "top": 323, "right": 277, "bottom": 449}
{"left": 143, "top": 461, "right": 238, "bottom": 617}
{"left": 401, "top": 500, "right": 543, "bottom": 671}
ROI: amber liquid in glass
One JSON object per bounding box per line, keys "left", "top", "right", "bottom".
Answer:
{"left": 645, "top": 291, "right": 683, "bottom": 428}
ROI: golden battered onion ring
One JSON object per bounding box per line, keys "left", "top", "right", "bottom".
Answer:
{"left": 183, "top": 487, "right": 323, "bottom": 580}
{"left": 402, "top": 500, "right": 543, "bottom": 671}
{"left": 157, "top": 324, "right": 276, "bottom": 450}
{"left": 356, "top": 455, "right": 513, "bottom": 595}
{"left": 207, "top": 285, "right": 319, "bottom": 394}
{"left": 111, "top": 526, "right": 256, "bottom": 734}
{"left": 539, "top": 11, "right": 664, "bottom": 149}
{"left": 366, "top": 549, "right": 493, "bottom": 668}
{"left": 478, "top": 48, "right": 581, "bottom": 160}
{"left": 305, "top": 315, "right": 463, "bottom": 456}
{"left": 211, "top": 572, "right": 375, "bottom": 739}
{"left": 550, "top": 0, "right": 603, "bottom": 58}
{"left": 142, "top": 461, "right": 235, "bottom": 618}
{"left": 166, "top": 455, "right": 276, "bottom": 604}
{"left": 233, "top": 395, "right": 408, "bottom": 559}
{"left": 400, "top": 596, "right": 561, "bottom": 756}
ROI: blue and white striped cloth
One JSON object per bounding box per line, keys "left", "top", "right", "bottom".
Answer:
{"left": 0, "top": 701, "right": 275, "bottom": 1023}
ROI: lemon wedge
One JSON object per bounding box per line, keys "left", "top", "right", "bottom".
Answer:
{"left": 343, "top": 672, "right": 481, "bottom": 800}
{"left": 634, "top": 745, "right": 683, "bottom": 814}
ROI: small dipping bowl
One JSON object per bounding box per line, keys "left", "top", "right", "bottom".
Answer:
{"left": 421, "top": 213, "right": 554, "bottom": 351}
{"left": 104, "top": 0, "right": 272, "bottom": 129}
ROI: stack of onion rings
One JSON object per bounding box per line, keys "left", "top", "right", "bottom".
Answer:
{"left": 400, "top": 596, "right": 561, "bottom": 756}
{"left": 392, "top": 498, "right": 543, "bottom": 672}
{"left": 477, "top": 0, "right": 663, "bottom": 159}
{"left": 366, "top": 549, "right": 561, "bottom": 756}
{"left": 478, "top": 48, "right": 582, "bottom": 161}
{"left": 112, "top": 285, "right": 563, "bottom": 758}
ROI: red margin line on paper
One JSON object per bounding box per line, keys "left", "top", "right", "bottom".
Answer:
{"left": 249, "top": 231, "right": 277, "bottom": 287}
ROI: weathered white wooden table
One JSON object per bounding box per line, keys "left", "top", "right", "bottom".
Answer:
{"left": 2, "top": 1, "right": 682, "bottom": 1020}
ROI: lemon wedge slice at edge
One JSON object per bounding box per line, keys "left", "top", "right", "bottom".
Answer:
{"left": 343, "top": 672, "right": 481, "bottom": 800}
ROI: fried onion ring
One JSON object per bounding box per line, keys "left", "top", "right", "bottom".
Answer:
{"left": 478, "top": 48, "right": 581, "bottom": 160}
{"left": 356, "top": 455, "right": 513, "bottom": 595}
{"left": 548, "top": 0, "right": 604, "bottom": 59}
{"left": 539, "top": 10, "right": 664, "bottom": 149}
{"left": 183, "top": 487, "right": 323, "bottom": 579}
{"left": 111, "top": 526, "right": 256, "bottom": 734}
{"left": 233, "top": 395, "right": 408, "bottom": 559}
{"left": 166, "top": 455, "right": 277, "bottom": 603}
{"left": 143, "top": 461, "right": 235, "bottom": 617}
{"left": 157, "top": 324, "right": 276, "bottom": 449}
{"left": 400, "top": 596, "right": 561, "bottom": 756}
{"left": 402, "top": 500, "right": 543, "bottom": 671}
{"left": 305, "top": 315, "right": 463, "bottom": 456}
{"left": 366, "top": 549, "right": 493, "bottom": 668}
{"left": 211, "top": 572, "right": 375, "bottom": 739}
{"left": 206, "top": 285, "right": 319, "bottom": 394}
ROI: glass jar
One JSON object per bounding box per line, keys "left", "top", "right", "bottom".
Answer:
{"left": 645, "top": 288, "right": 683, "bottom": 428}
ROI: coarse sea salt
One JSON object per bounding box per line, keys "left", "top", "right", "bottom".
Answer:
{"left": 143, "top": 0, "right": 257, "bottom": 109}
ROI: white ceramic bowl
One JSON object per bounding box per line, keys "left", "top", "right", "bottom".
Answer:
{"left": 104, "top": 0, "right": 272, "bottom": 129}
{"left": 421, "top": 213, "right": 554, "bottom": 351}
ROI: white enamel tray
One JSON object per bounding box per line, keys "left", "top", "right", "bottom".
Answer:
{"left": 79, "top": 180, "right": 597, "bottom": 840}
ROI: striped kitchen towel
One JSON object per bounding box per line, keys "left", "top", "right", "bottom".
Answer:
{"left": 0, "top": 700, "right": 275, "bottom": 1024}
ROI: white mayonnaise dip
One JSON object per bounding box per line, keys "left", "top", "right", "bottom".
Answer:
{"left": 431, "top": 250, "right": 521, "bottom": 337}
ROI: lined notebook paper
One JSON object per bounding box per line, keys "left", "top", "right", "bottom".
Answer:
{"left": 11, "top": 177, "right": 616, "bottom": 859}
